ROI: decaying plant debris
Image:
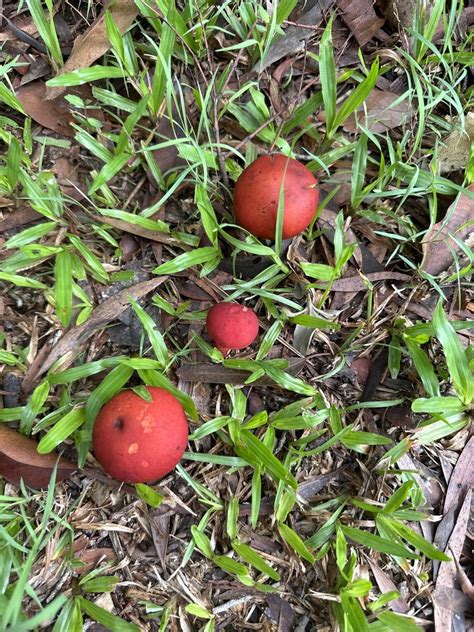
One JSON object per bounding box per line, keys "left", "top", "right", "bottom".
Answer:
{"left": 0, "top": 0, "right": 473, "bottom": 630}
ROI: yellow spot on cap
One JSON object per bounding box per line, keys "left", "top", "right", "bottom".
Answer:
{"left": 128, "top": 442, "right": 139, "bottom": 455}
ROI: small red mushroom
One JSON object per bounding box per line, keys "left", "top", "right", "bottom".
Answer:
{"left": 92, "top": 386, "right": 188, "bottom": 483}
{"left": 233, "top": 153, "right": 318, "bottom": 240}
{"left": 206, "top": 302, "right": 259, "bottom": 354}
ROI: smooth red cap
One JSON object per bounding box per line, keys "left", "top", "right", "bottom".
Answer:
{"left": 206, "top": 303, "right": 259, "bottom": 353}
{"left": 234, "top": 153, "right": 318, "bottom": 240}
{"left": 92, "top": 386, "right": 188, "bottom": 483}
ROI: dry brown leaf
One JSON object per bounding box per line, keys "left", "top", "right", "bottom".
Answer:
{"left": 265, "top": 594, "right": 295, "bottom": 632}
{"left": 451, "top": 554, "right": 474, "bottom": 603}
{"left": 75, "top": 547, "right": 117, "bottom": 574}
{"left": 152, "top": 108, "right": 187, "bottom": 179}
{"left": 22, "top": 276, "right": 167, "bottom": 392}
{"left": 444, "top": 436, "right": 474, "bottom": 513}
{"left": 177, "top": 358, "right": 306, "bottom": 385}
{"left": 344, "top": 90, "right": 410, "bottom": 133}
{"left": 439, "top": 113, "right": 474, "bottom": 174}
{"left": 0, "top": 206, "right": 41, "bottom": 233}
{"left": 434, "top": 436, "right": 474, "bottom": 578}
{"left": 421, "top": 185, "right": 474, "bottom": 276}
{"left": 337, "top": 0, "right": 384, "bottom": 46}
{"left": 90, "top": 214, "right": 178, "bottom": 245}
{"left": 297, "top": 467, "right": 346, "bottom": 502}
{"left": 45, "top": 0, "right": 139, "bottom": 100}
{"left": 252, "top": 0, "right": 334, "bottom": 72}
{"left": 16, "top": 82, "right": 76, "bottom": 136}
{"left": 16, "top": 82, "right": 103, "bottom": 137}
{"left": 328, "top": 271, "right": 411, "bottom": 292}
{"left": 434, "top": 488, "right": 472, "bottom": 630}
{"left": 367, "top": 559, "right": 410, "bottom": 613}
{"left": 149, "top": 506, "right": 171, "bottom": 569}
{"left": 0, "top": 426, "right": 75, "bottom": 488}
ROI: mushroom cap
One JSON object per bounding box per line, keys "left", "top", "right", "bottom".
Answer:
{"left": 233, "top": 153, "right": 318, "bottom": 240}
{"left": 206, "top": 303, "right": 259, "bottom": 352}
{"left": 92, "top": 386, "right": 188, "bottom": 483}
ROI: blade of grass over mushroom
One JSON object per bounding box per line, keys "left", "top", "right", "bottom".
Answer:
{"left": 81, "top": 364, "right": 134, "bottom": 463}
{"left": 137, "top": 369, "right": 197, "bottom": 421}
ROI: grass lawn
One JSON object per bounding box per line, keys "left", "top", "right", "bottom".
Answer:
{"left": 0, "top": 0, "right": 473, "bottom": 630}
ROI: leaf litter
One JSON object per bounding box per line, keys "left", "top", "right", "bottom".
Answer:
{"left": 0, "top": 0, "right": 473, "bottom": 629}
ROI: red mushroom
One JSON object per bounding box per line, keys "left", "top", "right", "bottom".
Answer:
{"left": 92, "top": 386, "right": 188, "bottom": 483}
{"left": 233, "top": 153, "right": 318, "bottom": 240}
{"left": 206, "top": 302, "right": 259, "bottom": 354}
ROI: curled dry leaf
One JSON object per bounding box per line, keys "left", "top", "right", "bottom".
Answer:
{"left": 422, "top": 185, "right": 474, "bottom": 276}
{"left": 46, "top": 0, "right": 138, "bottom": 100}
{"left": 0, "top": 426, "right": 76, "bottom": 488}
{"left": 336, "top": 0, "right": 384, "bottom": 46}
{"left": 343, "top": 90, "right": 410, "bottom": 133}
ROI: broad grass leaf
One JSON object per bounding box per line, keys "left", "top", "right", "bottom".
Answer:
{"left": 278, "top": 523, "right": 315, "bottom": 563}
{"left": 376, "top": 611, "right": 422, "bottom": 632}
{"left": 37, "top": 407, "right": 85, "bottom": 454}
{"left": 432, "top": 301, "right": 473, "bottom": 404}
{"left": 412, "top": 396, "right": 465, "bottom": 413}
{"left": 232, "top": 540, "right": 281, "bottom": 580}
{"left": 78, "top": 597, "right": 139, "bottom": 632}
{"left": 153, "top": 247, "right": 220, "bottom": 275}
{"left": 239, "top": 430, "right": 296, "bottom": 488}
{"left": 340, "top": 525, "right": 420, "bottom": 559}
{"left": 377, "top": 515, "right": 450, "bottom": 561}
{"left": 413, "top": 413, "right": 469, "bottom": 444}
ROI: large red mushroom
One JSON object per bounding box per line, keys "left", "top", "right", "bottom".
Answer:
{"left": 92, "top": 386, "right": 188, "bottom": 483}
{"left": 233, "top": 153, "right": 318, "bottom": 240}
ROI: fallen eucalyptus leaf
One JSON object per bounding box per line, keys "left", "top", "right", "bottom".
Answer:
{"left": 0, "top": 426, "right": 75, "bottom": 488}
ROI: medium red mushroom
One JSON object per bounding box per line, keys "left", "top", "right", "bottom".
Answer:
{"left": 233, "top": 153, "right": 318, "bottom": 240}
{"left": 92, "top": 386, "right": 188, "bottom": 483}
{"left": 206, "top": 302, "right": 259, "bottom": 354}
